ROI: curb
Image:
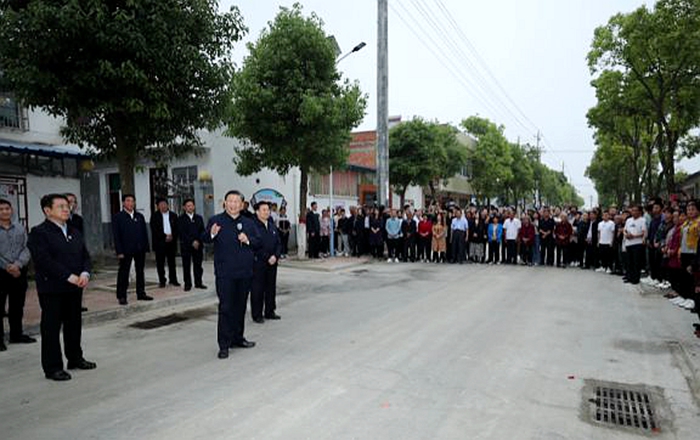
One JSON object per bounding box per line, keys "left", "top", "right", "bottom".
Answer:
{"left": 279, "top": 259, "right": 370, "bottom": 272}
{"left": 24, "top": 289, "right": 217, "bottom": 335}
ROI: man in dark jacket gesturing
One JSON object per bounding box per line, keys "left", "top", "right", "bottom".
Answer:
{"left": 203, "top": 190, "right": 261, "bottom": 360}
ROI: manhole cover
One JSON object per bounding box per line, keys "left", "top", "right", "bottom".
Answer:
{"left": 129, "top": 314, "right": 189, "bottom": 329}
{"left": 582, "top": 379, "right": 668, "bottom": 435}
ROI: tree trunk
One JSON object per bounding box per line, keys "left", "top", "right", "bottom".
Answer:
{"left": 115, "top": 133, "right": 136, "bottom": 197}
{"left": 400, "top": 187, "right": 407, "bottom": 207}
{"left": 299, "top": 166, "right": 308, "bottom": 222}
{"left": 428, "top": 180, "right": 437, "bottom": 205}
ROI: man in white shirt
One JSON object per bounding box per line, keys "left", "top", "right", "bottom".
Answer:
{"left": 450, "top": 208, "right": 468, "bottom": 264}
{"left": 503, "top": 209, "right": 521, "bottom": 264}
{"left": 597, "top": 211, "right": 616, "bottom": 273}
{"left": 624, "top": 205, "right": 647, "bottom": 285}
{"left": 150, "top": 198, "right": 180, "bottom": 288}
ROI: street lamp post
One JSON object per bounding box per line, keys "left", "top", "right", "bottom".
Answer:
{"left": 329, "top": 41, "right": 366, "bottom": 257}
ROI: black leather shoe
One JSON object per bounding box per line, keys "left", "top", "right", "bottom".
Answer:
{"left": 81, "top": 307, "right": 88, "bottom": 312}
{"left": 264, "top": 313, "right": 281, "bottom": 320}
{"left": 231, "top": 339, "right": 256, "bottom": 348}
{"left": 0, "top": 342, "right": 6, "bottom": 351}
{"left": 67, "top": 359, "right": 97, "bottom": 370}
{"left": 170, "top": 281, "right": 181, "bottom": 287}
{"left": 159, "top": 283, "right": 166, "bottom": 288}
{"left": 217, "top": 349, "right": 229, "bottom": 359}
{"left": 118, "top": 298, "right": 128, "bottom": 305}
{"left": 9, "top": 334, "right": 36, "bottom": 344}
{"left": 184, "top": 285, "right": 192, "bottom": 292}
{"left": 137, "top": 294, "right": 154, "bottom": 301}
{"left": 45, "top": 370, "right": 72, "bottom": 381}
{"left": 253, "top": 317, "right": 264, "bottom": 324}
{"left": 195, "top": 284, "right": 208, "bottom": 290}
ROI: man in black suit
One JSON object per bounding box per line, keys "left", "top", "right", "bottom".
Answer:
{"left": 150, "top": 198, "right": 180, "bottom": 288}
{"left": 306, "top": 202, "right": 320, "bottom": 259}
{"left": 27, "top": 194, "right": 96, "bottom": 381}
{"left": 178, "top": 198, "right": 206, "bottom": 292}
{"left": 202, "top": 190, "right": 261, "bottom": 359}
{"left": 112, "top": 194, "right": 152, "bottom": 305}
{"left": 251, "top": 201, "right": 282, "bottom": 323}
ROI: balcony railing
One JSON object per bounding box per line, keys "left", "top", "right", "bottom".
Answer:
{"left": 0, "top": 94, "right": 29, "bottom": 131}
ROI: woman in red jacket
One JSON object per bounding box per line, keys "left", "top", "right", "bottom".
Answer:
{"left": 554, "top": 213, "right": 573, "bottom": 268}
{"left": 519, "top": 215, "right": 536, "bottom": 266}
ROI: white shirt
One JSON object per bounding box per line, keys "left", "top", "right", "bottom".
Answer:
{"left": 598, "top": 220, "right": 615, "bottom": 246}
{"left": 124, "top": 209, "right": 135, "bottom": 220}
{"left": 503, "top": 218, "right": 521, "bottom": 241}
{"left": 186, "top": 212, "right": 194, "bottom": 221}
{"left": 624, "top": 217, "right": 647, "bottom": 247}
{"left": 162, "top": 211, "right": 172, "bottom": 235}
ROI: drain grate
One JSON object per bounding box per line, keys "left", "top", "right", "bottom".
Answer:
{"left": 593, "top": 386, "right": 657, "bottom": 430}
{"left": 582, "top": 380, "right": 666, "bottom": 434}
{"left": 129, "top": 314, "right": 189, "bottom": 329}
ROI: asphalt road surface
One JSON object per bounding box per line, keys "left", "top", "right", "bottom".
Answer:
{"left": 1, "top": 262, "right": 699, "bottom": 439}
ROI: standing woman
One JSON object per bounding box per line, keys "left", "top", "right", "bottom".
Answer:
{"left": 469, "top": 211, "right": 485, "bottom": 263}
{"left": 487, "top": 215, "right": 502, "bottom": 264}
{"left": 519, "top": 215, "right": 536, "bottom": 266}
{"left": 554, "top": 213, "right": 573, "bottom": 268}
{"left": 418, "top": 213, "right": 433, "bottom": 262}
{"left": 385, "top": 209, "right": 403, "bottom": 262}
{"left": 679, "top": 202, "right": 700, "bottom": 309}
{"left": 277, "top": 206, "right": 291, "bottom": 258}
{"left": 369, "top": 210, "right": 384, "bottom": 259}
{"left": 432, "top": 212, "right": 447, "bottom": 263}
{"left": 532, "top": 211, "right": 541, "bottom": 266}
{"left": 320, "top": 209, "right": 331, "bottom": 257}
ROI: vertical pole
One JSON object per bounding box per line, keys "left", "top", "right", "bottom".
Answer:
{"left": 330, "top": 166, "right": 335, "bottom": 257}
{"left": 377, "top": 0, "right": 389, "bottom": 207}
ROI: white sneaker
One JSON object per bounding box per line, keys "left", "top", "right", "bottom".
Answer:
{"left": 595, "top": 267, "right": 605, "bottom": 273}
{"left": 670, "top": 297, "right": 685, "bottom": 304}
{"left": 387, "top": 258, "right": 392, "bottom": 263}
{"left": 394, "top": 258, "right": 399, "bottom": 263}
{"left": 676, "top": 298, "right": 690, "bottom": 307}
{"left": 682, "top": 299, "right": 696, "bottom": 309}
{"left": 662, "top": 282, "right": 672, "bottom": 289}
{"left": 605, "top": 269, "right": 612, "bottom": 274}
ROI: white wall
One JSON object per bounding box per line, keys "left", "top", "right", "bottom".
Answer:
{"left": 25, "top": 175, "right": 81, "bottom": 228}
{"left": 1, "top": 110, "right": 66, "bottom": 145}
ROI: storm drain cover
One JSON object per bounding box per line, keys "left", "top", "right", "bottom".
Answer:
{"left": 129, "top": 314, "right": 189, "bottom": 329}
{"left": 582, "top": 380, "right": 668, "bottom": 434}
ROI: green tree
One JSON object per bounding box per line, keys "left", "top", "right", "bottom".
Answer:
{"left": 0, "top": 0, "right": 245, "bottom": 195}
{"left": 227, "top": 4, "right": 366, "bottom": 218}
{"left": 460, "top": 116, "right": 513, "bottom": 203}
{"left": 389, "top": 118, "right": 467, "bottom": 205}
{"left": 503, "top": 142, "right": 535, "bottom": 208}
{"left": 588, "top": 0, "right": 700, "bottom": 194}
{"left": 585, "top": 141, "right": 636, "bottom": 207}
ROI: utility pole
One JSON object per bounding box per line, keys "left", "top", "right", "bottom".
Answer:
{"left": 377, "top": 0, "right": 389, "bottom": 207}
{"left": 535, "top": 130, "right": 542, "bottom": 207}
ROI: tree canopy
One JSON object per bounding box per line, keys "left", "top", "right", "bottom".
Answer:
{"left": 588, "top": 0, "right": 700, "bottom": 197}
{"left": 389, "top": 117, "right": 467, "bottom": 205}
{"left": 0, "top": 0, "right": 246, "bottom": 196}
{"left": 227, "top": 3, "right": 367, "bottom": 217}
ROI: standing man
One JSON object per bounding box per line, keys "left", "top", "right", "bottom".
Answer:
{"left": 203, "top": 190, "right": 260, "bottom": 359}
{"left": 27, "top": 194, "right": 95, "bottom": 381}
{"left": 250, "top": 202, "right": 282, "bottom": 323}
{"left": 539, "top": 208, "right": 555, "bottom": 266}
{"left": 624, "top": 205, "right": 647, "bottom": 285}
{"left": 0, "top": 199, "right": 35, "bottom": 351}
{"left": 112, "top": 194, "right": 152, "bottom": 305}
{"left": 178, "top": 198, "right": 206, "bottom": 292}
{"left": 585, "top": 210, "right": 600, "bottom": 269}
{"left": 597, "top": 211, "right": 616, "bottom": 273}
{"left": 503, "top": 209, "right": 521, "bottom": 264}
{"left": 151, "top": 198, "right": 180, "bottom": 288}
{"left": 306, "top": 202, "right": 320, "bottom": 259}
{"left": 65, "top": 193, "right": 84, "bottom": 234}
{"left": 450, "top": 208, "right": 468, "bottom": 264}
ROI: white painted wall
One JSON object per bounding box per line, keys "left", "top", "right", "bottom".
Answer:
{"left": 25, "top": 175, "right": 81, "bottom": 228}
{"left": 1, "top": 110, "right": 68, "bottom": 146}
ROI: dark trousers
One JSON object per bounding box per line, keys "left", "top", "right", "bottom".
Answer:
{"left": 488, "top": 241, "right": 500, "bottom": 263}
{"left": 521, "top": 243, "right": 533, "bottom": 264}
{"left": 451, "top": 231, "right": 466, "bottom": 263}
{"left": 556, "top": 244, "right": 568, "bottom": 267}
{"left": 626, "top": 244, "right": 645, "bottom": 284}
{"left": 216, "top": 276, "right": 251, "bottom": 350}
{"left": 506, "top": 240, "right": 517, "bottom": 264}
{"left": 648, "top": 247, "right": 663, "bottom": 281}
{"left": 418, "top": 236, "right": 431, "bottom": 260}
{"left": 585, "top": 243, "right": 599, "bottom": 269}
{"left": 387, "top": 238, "right": 400, "bottom": 259}
{"left": 155, "top": 241, "right": 178, "bottom": 284}
{"left": 599, "top": 244, "right": 613, "bottom": 270}
{"left": 308, "top": 233, "right": 320, "bottom": 258}
{"left": 349, "top": 233, "right": 359, "bottom": 256}
{"left": 540, "top": 238, "right": 555, "bottom": 266}
{"left": 38, "top": 291, "right": 83, "bottom": 374}
{"left": 116, "top": 252, "right": 146, "bottom": 299}
{"left": 280, "top": 232, "right": 290, "bottom": 255}
{"left": 251, "top": 264, "right": 278, "bottom": 320}
{"left": 0, "top": 269, "right": 28, "bottom": 340}
{"left": 404, "top": 236, "right": 417, "bottom": 262}
{"left": 181, "top": 247, "right": 204, "bottom": 288}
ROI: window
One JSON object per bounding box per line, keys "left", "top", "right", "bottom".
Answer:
{"left": 0, "top": 93, "right": 28, "bottom": 131}
{"left": 171, "top": 166, "right": 198, "bottom": 211}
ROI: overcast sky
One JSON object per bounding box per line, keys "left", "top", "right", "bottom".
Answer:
{"left": 222, "top": 0, "right": 697, "bottom": 208}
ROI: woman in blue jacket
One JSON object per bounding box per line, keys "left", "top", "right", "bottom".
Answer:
{"left": 487, "top": 215, "right": 503, "bottom": 264}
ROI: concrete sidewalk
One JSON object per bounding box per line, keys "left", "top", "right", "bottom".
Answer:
{"left": 14, "top": 254, "right": 370, "bottom": 334}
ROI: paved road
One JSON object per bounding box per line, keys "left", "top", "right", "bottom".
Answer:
{"left": 1, "top": 262, "right": 699, "bottom": 439}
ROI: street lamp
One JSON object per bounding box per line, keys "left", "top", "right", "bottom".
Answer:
{"left": 329, "top": 41, "right": 367, "bottom": 257}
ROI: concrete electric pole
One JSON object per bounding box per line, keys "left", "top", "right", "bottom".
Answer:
{"left": 377, "top": 0, "right": 389, "bottom": 207}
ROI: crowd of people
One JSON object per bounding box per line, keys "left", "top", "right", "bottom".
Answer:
{"left": 305, "top": 198, "right": 700, "bottom": 338}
